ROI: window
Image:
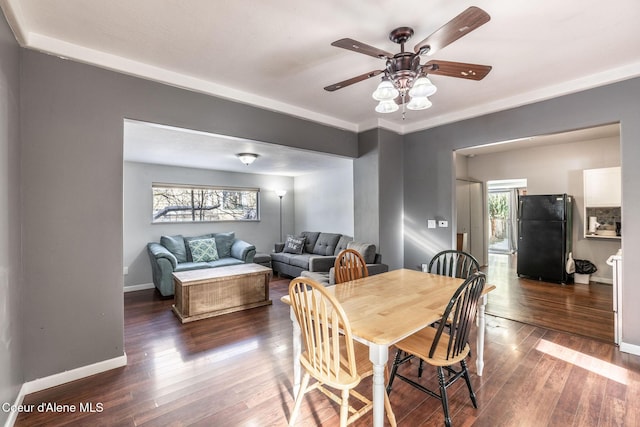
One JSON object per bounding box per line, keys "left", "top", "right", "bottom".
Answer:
{"left": 152, "top": 183, "right": 260, "bottom": 223}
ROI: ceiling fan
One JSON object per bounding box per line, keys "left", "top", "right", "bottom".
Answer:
{"left": 324, "top": 6, "right": 492, "bottom": 115}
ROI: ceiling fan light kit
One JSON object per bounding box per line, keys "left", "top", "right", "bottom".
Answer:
{"left": 324, "top": 6, "right": 492, "bottom": 119}
{"left": 375, "top": 99, "right": 399, "bottom": 113}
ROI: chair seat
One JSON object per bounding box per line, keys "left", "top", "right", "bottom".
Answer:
{"left": 300, "top": 338, "right": 372, "bottom": 390}
{"left": 394, "top": 326, "right": 471, "bottom": 367}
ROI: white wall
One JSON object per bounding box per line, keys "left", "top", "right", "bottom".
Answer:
{"left": 466, "top": 135, "right": 621, "bottom": 282}
{"left": 294, "top": 162, "right": 354, "bottom": 236}
{"left": 123, "top": 161, "right": 293, "bottom": 288}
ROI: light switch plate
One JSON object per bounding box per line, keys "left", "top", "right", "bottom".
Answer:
{"left": 427, "top": 219, "right": 437, "bottom": 229}
{"left": 438, "top": 220, "right": 448, "bottom": 228}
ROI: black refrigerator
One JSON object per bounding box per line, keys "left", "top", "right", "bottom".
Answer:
{"left": 516, "top": 194, "right": 573, "bottom": 284}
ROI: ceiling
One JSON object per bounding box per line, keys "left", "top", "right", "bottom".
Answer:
{"left": 123, "top": 119, "right": 352, "bottom": 176}
{"left": 3, "top": 0, "right": 640, "bottom": 135}
{"left": 2, "top": 1, "right": 634, "bottom": 174}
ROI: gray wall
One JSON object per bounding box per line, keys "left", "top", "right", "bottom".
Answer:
{"left": 294, "top": 162, "right": 354, "bottom": 236}
{"left": 0, "top": 11, "right": 22, "bottom": 425}
{"left": 354, "top": 128, "right": 404, "bottom": 270}
{"left": 123, "top": 161, "right": 294, "bottom": 288}
{"left": 377, "top": 129, "right": 404, "bottom": 270}
{"left": 404, "top": 78, "right": 640, "bottom": 347}
{"left": 466, "top": 134, "right": 621, "bottom": 282}
{"left": 355, "top": 130, "right": 380, "bottom": 246}
{"left": 20, "top": 49, "right": 358, "bottom": 382}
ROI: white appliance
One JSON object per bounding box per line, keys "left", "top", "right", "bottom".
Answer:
{"left": 606, "top": 249, "right": 623, "bottom": 345}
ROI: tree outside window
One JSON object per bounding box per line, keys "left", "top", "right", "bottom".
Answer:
{"left": 488, "top": 192, "right": 509, "bottom": 244}
{"left": 152, "top": 184, "right": 259, "bottom": 222}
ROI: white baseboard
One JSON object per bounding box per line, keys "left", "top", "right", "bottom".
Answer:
{"left": 4, "top": 354, "right": 127, "bottom": 427}
{"left": 22, "top": 353, "right": 127, "bottom": 395}
{"left": 123, "top": 283, "right": 154, "bottom": 292}
{"left": 620, "top": 341, "right": 640, "bottom": 356}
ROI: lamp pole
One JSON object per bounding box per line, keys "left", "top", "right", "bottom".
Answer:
{"left": 275, "top": 190, "right": 287, "bottom": 242}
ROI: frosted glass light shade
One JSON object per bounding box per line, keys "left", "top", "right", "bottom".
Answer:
{"left": 406, "top": 96, "right": 432, "bottom": 110}
{"left": 275, "top": 189, "right": 287, "bottom": 198}
{"left": 375, "top": 99, "right": 399, "bottom": 113}
{"left": 409, "top": 77, "right": 437, "bottom": 98}
{"left": 237, "top": 153, "right": 258, "bottom": 165}
{"left": 372, "top": 80, "right": 399, "bottom": 101}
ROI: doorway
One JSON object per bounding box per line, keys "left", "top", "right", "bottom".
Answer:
{"left": 487, "top": 180, "right": 526, "bottom": 254}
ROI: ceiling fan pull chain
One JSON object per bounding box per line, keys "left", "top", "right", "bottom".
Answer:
{"left": 401, "top": 92, "right": 406, "bottom": 120}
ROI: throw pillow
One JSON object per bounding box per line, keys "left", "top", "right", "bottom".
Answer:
{"left": 283, "top": 235, "right": 306, "bottom": 254}
{"left": 188, "top": 238, "right": 219, "bottom": 262}
{"left": 184, "top": 234, "right": 214, "bottom": 261}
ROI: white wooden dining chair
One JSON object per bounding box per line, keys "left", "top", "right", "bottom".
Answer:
{"left": 288, "top": 277, "right": 396, "bottom": 426}
{"left": 334, "top": 248, "right": 369, "bottom": 284}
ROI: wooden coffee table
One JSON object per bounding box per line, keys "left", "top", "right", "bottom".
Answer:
{"left": 172, "top": 263, "right": 272, "bottom": 323}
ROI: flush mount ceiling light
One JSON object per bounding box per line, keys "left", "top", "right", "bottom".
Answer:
{"left": 323, "top": 6, "right": 493, "bottom": 120}
{"left": 237, "top": 153, "right": 258, "bottom": 165}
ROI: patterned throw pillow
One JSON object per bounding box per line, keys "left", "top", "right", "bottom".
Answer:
{"left": 283, "top": 235, "right": 306, "bottom": 254}
{"left": 188, "top": 238, "right": 219, "bottom": 262}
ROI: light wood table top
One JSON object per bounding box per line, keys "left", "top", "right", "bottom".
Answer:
{"left": 281, "top": 268, "right": 495, "bottom": 345}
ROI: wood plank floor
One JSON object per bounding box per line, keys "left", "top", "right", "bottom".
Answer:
{"left": 483, "top": 253, "right": 614, "bottom": 342}
{"left": 15, "top": 273, "right": 638, "bottom": 426}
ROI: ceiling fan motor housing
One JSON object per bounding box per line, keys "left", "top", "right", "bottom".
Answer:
{"left": 386, "top": 53, "right": 421, "bottom": 91}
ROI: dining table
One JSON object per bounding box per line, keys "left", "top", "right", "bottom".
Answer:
{"left": 281, "top": 268, "right": 496, "bottom": 427}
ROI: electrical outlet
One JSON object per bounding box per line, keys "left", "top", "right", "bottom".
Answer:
{"left": 427, "top": 219, "right": 437, "bottom": 229}
{"left": 438, "top": 220, "right": 448, "bottom": 228}
{"left": 123, "top": 267, "right": 129, "bottom": 275}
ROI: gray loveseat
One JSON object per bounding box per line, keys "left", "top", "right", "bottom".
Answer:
{"left": 271, "top": 231, "right": 388, "bottom": 283}
{"left": 147, "top": 232, "right": 256, "bottom": 296}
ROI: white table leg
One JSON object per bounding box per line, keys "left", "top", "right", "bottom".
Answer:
{"left": 369, "top": 343, "right": 389, "bottom": 427}
{"left": 476, "top": 294, "right": 488, "bottom": 376}
{"left": 290, "top": 307, "right": 302, "bottom": 397}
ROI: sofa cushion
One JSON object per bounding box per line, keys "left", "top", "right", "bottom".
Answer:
{"left": 289, "top": 253, "right": 314, "bottom": 269}
{"left": 313, "top": 233, "right": 341, "bottom": 255}
{"left": 188, "top": 238, "right": 219, "bottom": 262}
{"left": 184, "top": 234, "right": 214, "bottom": 261}
{"left": 207, "top": 258, "right": 243, "bottom": 268}
{"left": 160, "top": 234, "right": 187, "bottom": 263}
{"left": 214, "top": 232, "right": 235, "bottom": 258}
{"left": 175, "top": 262, "right": 211, "bottom": 272}
{"left": 301, "top": 270, "right": 331, "bottom": 285}
{"left": 300, "top": 231, "right": 320, "bottom": 253}
{"left": 270, "top": 251, "right": 293, "bottom": 264}
{"left": 284, "top": 235, "right": 306, "bottom": 254}
{"left": 334, "top": 235, "right": 353, "bottom": 255}
{"left": 347, "top": 241, "right": 377, "bottom": 264}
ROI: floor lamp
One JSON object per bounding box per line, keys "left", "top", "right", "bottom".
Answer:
{"left": 275, "top": 190, "right": 287, "bottom": 242}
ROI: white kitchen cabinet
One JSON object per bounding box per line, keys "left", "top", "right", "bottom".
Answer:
{"left": 584, "top": 166, "right": 621, "bottom": 207}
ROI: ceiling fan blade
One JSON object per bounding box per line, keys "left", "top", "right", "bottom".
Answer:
{"left": 414, "top": 6, "right": 490, "bottom": 56}
{"left": 331, "top": 38, "right": 393, "bottom": 59}
{"left": 324, "top": 69, "right": 384, "bottom": 92}
{"left": 423, "top": 60, "right": 492, "bottom": 81}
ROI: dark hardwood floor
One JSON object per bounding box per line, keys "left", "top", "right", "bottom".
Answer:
{"left": 484, "top": 253, "right": 614, "bottom": 342}
{"left": 15, "top": 268, "right": 638, "bottom": 426}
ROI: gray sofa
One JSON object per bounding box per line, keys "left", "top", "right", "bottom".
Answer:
{"left": 147, "top": 232, "right": 256, "bottom": 296}
{"left": 271, "top": 231, "right": 388, "bottom": 284}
